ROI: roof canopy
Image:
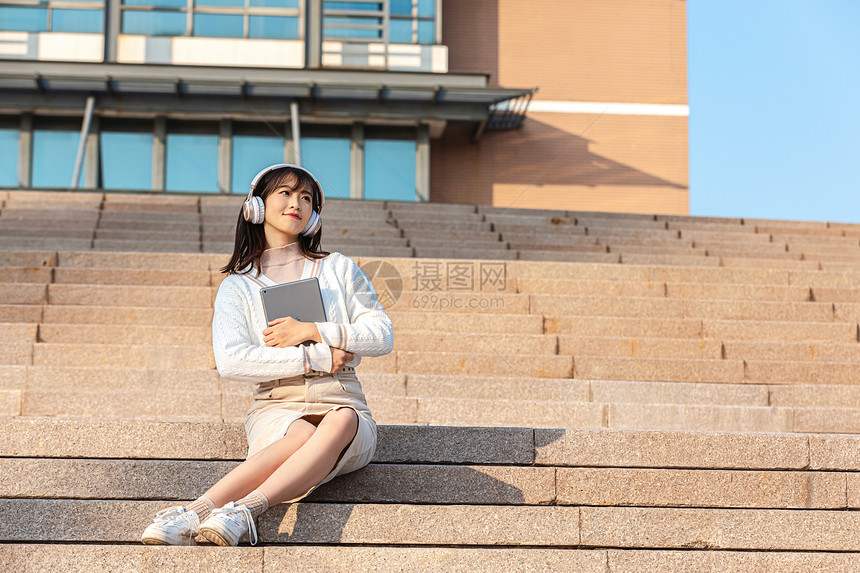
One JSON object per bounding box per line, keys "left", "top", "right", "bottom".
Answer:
{"left": 0, "top": 60, "right": 535, "bottom": 129}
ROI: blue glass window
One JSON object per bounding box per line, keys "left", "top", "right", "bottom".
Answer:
{"left": 197, "top": 0, "right": 244, "bottom": 6}
{"left": 249, "top": 16, "right": 298, "bottom": 39}
{"left": 193, "top": 13, "right": 242, "bottom": 37}
{"left": 324, "top": 15, "right": 381, "bottom": 38}
{"left": 0, "top": 7, "right": 48, "bottom": 32}
{"left": 389, "top": 19, "right": 411, "bottom": 43}
{"left": 389, "top": 0, "right": 411, "bottom": 15}
{"left": 101, "top": 132, "right": 152, "bottom": 190}
{"left": 417, "top": 19, "right": 433, "bottom": 44}
{"left": 166, "top": 134, "right": 218, "bottom": 192}
{"left": 324, "top": 2, "right": 381, "bottom": 10}
{"left": 364, "top": 139, "right": 416, "bottom": 202}
{"left": 251, "top": 0, "right": 299, "bottom": 7}
{"left": 123, "top": 0, "right": 186, "bottom": 8}
{"left": 122, "top": 11, "right": 186, "bottom": 35}
{"left": 231, "top": 135, "right": 283, "bottom": 193}
{"left": 0, "top": 129, "right": 18, "bottom": 187}
{"left": 300, "top": 137, "right": 351, "bottom": 200}
{"left": 417, "top": 0, "right": 434, "bottom": 17}
{"left": 32, "top": 130, "right": 82, "bottom": 188}
{"left": 52, "top": 9, "right": 104, "bottom": 34}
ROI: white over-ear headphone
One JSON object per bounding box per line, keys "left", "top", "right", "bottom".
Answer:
{"left": 242, "top": 163, "right": 325, "bottom": 237}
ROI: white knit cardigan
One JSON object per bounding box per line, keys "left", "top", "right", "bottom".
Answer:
{"left": 212, "top": 251, "right": 394, "bottom": 383}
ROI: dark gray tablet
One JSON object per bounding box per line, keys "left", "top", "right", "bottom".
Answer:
{"left": 260, "top": 277, "right": 327, "bottom": 325}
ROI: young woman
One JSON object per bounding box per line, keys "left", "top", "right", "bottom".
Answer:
{"left": 141, "top": 163, "right": 394, "bottom": 546}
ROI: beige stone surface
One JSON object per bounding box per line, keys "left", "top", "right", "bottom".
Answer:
{"left": 558, "top": 468, "right": 845, "bottom": 509}
{"left": 364, "top": 395, "right": 419, "bottom": 424}
{"left": 590, "top": 380, "right": 768, "bottom": 406}
{"left": 621, "top": 254, "right": 719, "bottom": 268}
{"left": 0, "top": 305, "right": 42, "bottom": 323}
{"left": 387, "top": 311, "right": 544, "bottom": 334}
{"left": 57, "top": 250, "right": 211, "bottom": 270}
{"left": 405, "top": 374, "right": 589, "bottom": 402}
{"left": 266, "top": 546, "right": 608, "bottom": 573}
{"left": 723, "top": 340, "right": 860, "bottom": 362}
{"left": 0, "top": 343, "right": 31, "bottom": 365}
{"left": 607, "top": 549, "right": 860, "bottom": 573}
{"left": 0, "top": 323, "right": 37, "bottom": 343}
{"left": 810, "top": 286, "right": 860, "bottom": 303}
{"left": 374, "top": 425, "right": 535, "bottom": 465}
{"left": 47, "top": 284, "right": 212, "bottom": 308}
{"left": 531, "top": 294, "right": 683, "bottom": 318}
{"left": 684, "top": 299, "right": 833, "bottom": 322}
{"left": 515, "top": 278, "right": 665, "bottom": 297}
{"left": 95, "top": 229, "right": 201, "bottom": 241}
{"left": 21, "top": 389, "right": 222, "bottom": 420}
{"left": 580, "top": 506, "right": 860, "bottom": 550}
{"left": 809, "top": 434, "right": 860, "bottom": 471}
{"left": 547, "top": 316, "right": 703, "bottom": 338}
{"left": 665, "top": 282, "right": 810, "bottom": 301}
{"left": 789, "top": 269, "right": 860, "bottom": 289}
{"left": 719, "top": 257, "right": 820, "bottom": 271}
{"left": 559, "top": 336, "right": 722, "bottom": 359}
{"left": 38, "top": 324, "right": 211, "bottom": 346}
{"left": 53, "top": 267, "right": 212, "bottom": 286}
{"left": 357, "top": 352, "right": 397, "bottom": 373}
{"left": 26, "top": 366, "right": 218, "bottom": 392}
{"left": 792, "top": 407, "right": 860, "bottom": 434}
{"left": 32, "top": 343, "right": 214, "bottom": 369}
{"left": 608, "top": 403, "right": 793, "bottom": 433}
{"left": 395, "top": 331, "right": 556, "bottom": 355}
{"left": 41, "top": 305, "right": 214, "bottom": 326}
{"left": 0, "top": 366, "right": 25, "bottom": 390}
{"left": 745, "top": 360, "right": 858, "bottom": 385}
{"left": 769, "top": 384, "right": 860, "bottom": 407}
{"left": 416, "top": 396, "right": 604, "bottom": 428}
{"left": 702, "top": 319, "right": 856, "bottom": 342}
{"left": 0, "top": 283, "right": 47, "bottom": 305}
{"left": 0, "top": 267, "right": 52, "bottom": 283}
{"left": 260, "top": 503, "right": 580, "bottom": 545}
{"left": 397, "top": 351, "right": 573, "bottom": 378}
{"left": 535, "top": 428, "right": 808, "bottom": 469}
{"left": 0, "top": 390, "right": 20, "bottom": 415}
{"left": 574, "top": 357, "right": 744, "bottom": 383}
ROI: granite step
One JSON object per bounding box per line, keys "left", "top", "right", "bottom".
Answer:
{"left": 2, "top": 500, "right": 860, "bottom": 551}
{"left": 0, "top": 460, "right": 849, "bottom": 511}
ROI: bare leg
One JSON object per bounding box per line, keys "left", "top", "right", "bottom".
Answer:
{"left": 257, "top": 408, "right": 358, "bottom": 506}
{"left": 202, "top": 418, "right": 317, "bottom": 507}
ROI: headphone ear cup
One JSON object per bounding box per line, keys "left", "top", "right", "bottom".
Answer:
{"left": 301, "top": 210, "right": 321, "bottom": 236}
{"left": 243, "top": 196, "right": 265, "bottom": 224}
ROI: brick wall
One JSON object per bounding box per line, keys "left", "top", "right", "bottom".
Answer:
{"left": 436, "top": 0, "right": 689, "bottom": 214}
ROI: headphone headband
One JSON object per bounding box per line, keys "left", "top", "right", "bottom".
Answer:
{"left": 247, "top": 163, "right": 325, "bottom": 208}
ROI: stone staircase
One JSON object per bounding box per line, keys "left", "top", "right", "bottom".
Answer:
{"left": 2, "top": 189, "right": 860, "bottom": 570}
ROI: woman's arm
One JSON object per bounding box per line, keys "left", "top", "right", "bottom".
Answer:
{"left": 313, "top": 257, "right": 394, "bottom": 358}
{"left": 212, "top": 280, "right": 333, "bottom": 382}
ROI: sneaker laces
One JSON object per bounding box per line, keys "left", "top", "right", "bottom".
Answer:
{"left": 210, "top": 502, "right": 259, "bottom": 546}
{"left": 152, "top": 506, "right": 199, "bottom": 534}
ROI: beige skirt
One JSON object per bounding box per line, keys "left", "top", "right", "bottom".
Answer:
{"left": 244, "top": 369, "right": 376, "bottom": 500}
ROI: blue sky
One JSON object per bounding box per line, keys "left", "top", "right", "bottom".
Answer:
{"left": 687, "top": 1, "right": 860, "bottom": 223}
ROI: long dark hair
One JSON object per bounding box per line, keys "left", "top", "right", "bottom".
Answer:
{"left": 221, "top": 166, "right": 329, "bottom": 276}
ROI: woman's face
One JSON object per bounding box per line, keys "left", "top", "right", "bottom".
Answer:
{"left": 262, "top": 172, "right": 314, "bottom": 248}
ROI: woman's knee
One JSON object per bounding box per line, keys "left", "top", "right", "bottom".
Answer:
{"left": 320, "top": 408, "right": 358, "bottom": 440}
{"left": 286, "top": 418, "right": 317, "bottom": 445}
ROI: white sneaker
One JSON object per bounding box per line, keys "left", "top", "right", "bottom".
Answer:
{"left": 198, "top": 502, "right": 259, "bottom": 546}
{"left": 141, "top": 506, "right": 200, "bottom": 546}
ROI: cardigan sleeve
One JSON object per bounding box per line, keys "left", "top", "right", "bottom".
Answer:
{"left": 314, "top": 256, "right": 394, "bottom": 357}
{"left": 212, "top": 278, "right": 333, "bottom": 382}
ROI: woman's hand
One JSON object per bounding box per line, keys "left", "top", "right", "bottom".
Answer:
{"left": 263, "top": 317, "right": 320, "bottom": 348}
{"left": 330, "top": 348, "right": 354, "bottom": 374}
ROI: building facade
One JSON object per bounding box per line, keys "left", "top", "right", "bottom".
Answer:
{"left": 0, "top": 0, "right": 687, "bottom": 214}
